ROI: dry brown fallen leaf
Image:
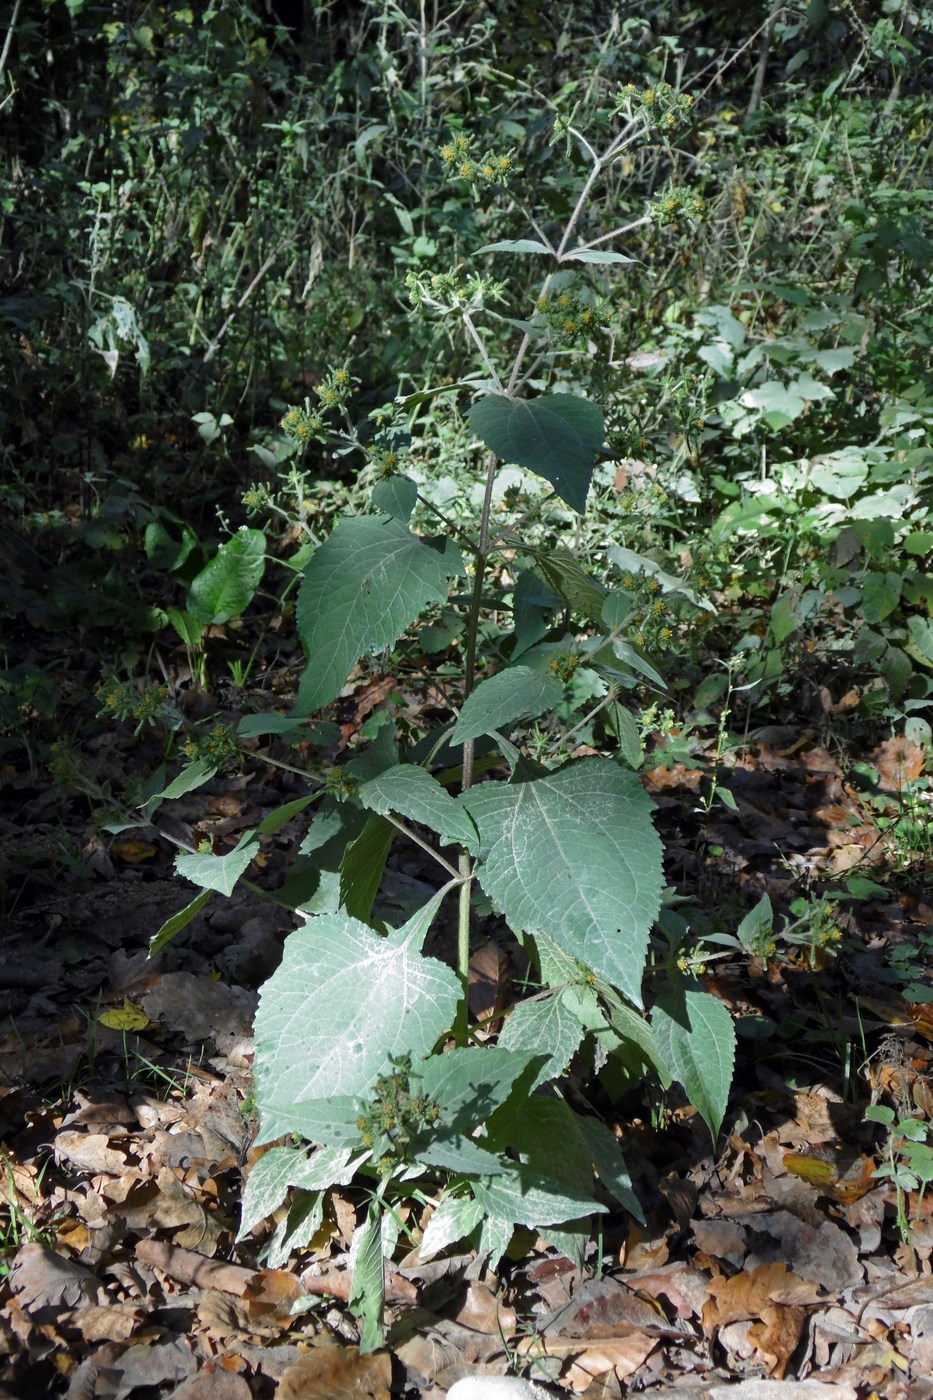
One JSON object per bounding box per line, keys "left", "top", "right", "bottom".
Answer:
{"left": 276, "top": 1345, "right": 392, "bottom": 1400}
{"left": 703, "top": 1261, "right": 821, "bottom": 1331}
{"left": 135, "top": 1238, "right": 259, "bottom": 1295}
{"left": 166, "top": 1368, "right": 252, "bottom": 1400}
{"left": 515, "top": 1331, "right": 656, "bottom": 1392}
{"left": 7, "top": 1240, "right": 107, "bottom": 1317}
{"left": 54, "top": 1129, "right": 131, "bottom": 1175}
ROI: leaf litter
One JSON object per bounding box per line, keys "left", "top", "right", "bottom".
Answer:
{"left": 3, "top": 695, "right": 933, "bottom": 1398}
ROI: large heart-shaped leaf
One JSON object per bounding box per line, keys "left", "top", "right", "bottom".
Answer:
{"left": 461, "top": 758, "right": 662, "bottom": 1005}
{"left": 469, "top": 394, "right": 604, "bottom": 513}
{"left": 254, "top": 892, "right": 461, "bottom": 1143}
{"left": 295, "top": 515, "right": 462, "bottom": 715}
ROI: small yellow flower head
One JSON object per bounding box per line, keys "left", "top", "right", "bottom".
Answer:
{"left": 580, "top": 307, "right": 594, "bottom": 325}
{"left": 652, "top": 598, "right": 665, "bottom": 615}
{"left": 622, "top": 573, "right": 634, "bottom": 588}
{"left": 558, "top": 292, "right": 572, "bottom": 308}
{"left": 660, "top": 626, "right": 673, "bottom": 640}
{"left": 635, "top": 632, "right": 646, "bottom": 646}
{"left": 648, "top": 578, "right": 661, "bottom": 592}
{"left": 334, "top": 367, "right": 350, "bottom": 385}
{"left": 563, "top": 318, "right": 577, "bottom": 335}
{"left": 295, "top": 421, "right": 310, "bottom": 439}
{"left": 440, "top": 143, "right": 455, "bottom": 161}
{"left": 497, "top": 155, "right": 511, "bottom": 171}
{"left": 537, "top": 295, "right": 548, "bottom": 310}
{"left": 321, "top": 388, "right": 337, "bottom": 405}
{"left": 458, "top": 160, "right": 475, "bottom": 179}
{"left": 482, "top": 162, "right": 495, "bottom": 178}
{"left": 454, "top": 134, "right": 470, "bottom": 153}
{"left": 643, "top": 88, "right": 655, "bottom": 104}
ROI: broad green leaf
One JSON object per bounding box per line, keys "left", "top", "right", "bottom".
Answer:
{"left": 238, "top": 714, "right": 340, "bottom": 744}
{"left": 497, "top": 994, "right": 585, "bottom": 1091}
{"left": 144, "top": 520, "right": 197, "bottom": 572}
{"left": 561, "top": 248, "right": 635, "bottom": 264}
{"left": 166, "top": 607, "right": 204, "bottom": 646}
{"left": 149, "top": 887, "right": 213, "bottom": 955}
{"left": 370, "top": 473, "right": 417, "bottom": 521}
{"left": 473, "top": 1168, "right": 605, "bottom": 1238}
{"left": 860, "top": 570, "right": 902, "bottom": 623}
{"left": 462, "top": 758, "right": 663, "bottom": 1004}
{"left": 350, "top": 1201, "right": 387, "bottom": 1353}
{"left": 175, "top": 829, "right": 260, "bottom": 896}
{"left": 512, "top": 569, "right": 561, "bottom": 657}
{"left": 415, "top": 1133, "right": 509, "bottom": 1177}
{"left": 295, "top": 515, "right": 462, "bottom": 715}
{"left": 602, "top": 590, "right": 633, "bottom": 628}
{"left": 476, "top": 238, "right": 554, "bottom": 255}
{"left": 141, "top": 758, "right": 217, "bottom": 814}
{"left": 419, "top": 1193, "right": 485, "bottom": 1260}
{"left": 770, "top": 593, "right": 798, "bottom": 645}
{"left": 254, "top": 891, "right": 461, "bottom": 1141}
{"left": 605, "top": 701, "right": 642, "bottom": 769}
{"left": 575, "top": 1114, "right": 643, "bottom": 1220}
{"left": 187, "top": 526, "right": 266, "bottom": 625}
{"left": 257, "top": 1096, "right": 369, "bottom": 1148}
{"left": 607, "top": 546, "right": 710, "bottom": 608}
{"left": 339, "top": 814, "right": 395, "bottom": 922}
{"left": 449, "top": 667, "right": 563, "bottom": 747}
{"left": 739, "top": 380, "right": 806, "bottom": 427}
{"left": 237, "top": 1144, "right": 357, "bottom": 1239}
{"left": 359, "top": 764, "right": 479, "bottom": 851}
{"left": 652, "top": 981, "right": 736, "bottom": 1143}
{"left": 264, "top": 1190, "right": 327, "bottom": 1270}
{"left": 478, "top": 1212, "right": 515, "bottom": 1267}
{"left": 736, "top": 892, "right": 773, "bottom": 952}
{"left": 486, "top": 1095, "right": 600, "bottom": 1200}
{"left": 418, "top": 1047, "right": 540, "bottom": 1130}
{"left": 518, "top": 545, "right": 607, "bottom": 621}
{"left": 469, "top": 394, "right": 604, "bottom": 513}
{"left": 258, "top": 792, "right": 319, "bottom": 836}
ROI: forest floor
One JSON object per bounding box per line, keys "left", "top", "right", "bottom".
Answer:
{"left": 3, "top": 650, "right": 933, "bottom": 1400}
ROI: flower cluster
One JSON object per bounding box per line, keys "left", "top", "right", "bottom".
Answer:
{"left": 280, "top": 400, "right": 325, "bottom": 443}
{"left": 548, "top": 652, "right": 581, "bottom": 683}
{"left": 619, "top": 573, "right": 677, "bottom": 650}
{"left": 438, "top": 131, "right": 516, "bottom": 187}
{"left": 535, "top": 288, "right": 597, "bottom": 344}
{"left": 181, "top": 721, "right": 238, "bottom": 765}
{"left": 325, "top": 766, "right": 360, "bottom": 802}
{"left": 354, "top": 1054, "right": 440, "bottom": 1177}
{"left": 97, "top": 675, "right": 169, "bottom": 734}
{"left": 651, "top": 185, "right": 705, "bottom": 228}
{"left": 616, "top": 81, "right": 694, "bottom": 133}
{"left": 405, "top": 264, "right": 506, "bottom": 314}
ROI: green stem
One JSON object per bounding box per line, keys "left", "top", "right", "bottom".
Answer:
{"left": 454, "top": 449, "right": 499, "bottom": 1039}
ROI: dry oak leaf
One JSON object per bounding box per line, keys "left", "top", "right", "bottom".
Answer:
{"left": 64, "top": 1303, "right": 144, "bottom": 1344}
{"left": 453, "top": 1281, "right": 518, "bottom": 1337}
{"left": 702, "top": 1262, "right": 820, "bottom": 1333}
{"left": 7, "top": 1241, "right": 107, "bottom": 1317}
{"left": 54, "top": 1129, "right": 130, "bottom": 1174}
{"left": 276, "top": 1345, "right": 392, "bottom": 1400}
{"left": 166, "top": 1367, "right": 252, "bottom": 1400}
{"left": 747, "top": 1303, "right": 808, "bottom": 1379}
{"left": 516, "top": 1331, "right": 656, "bottom": 1393}
{"left": 870, "top": 735, "right": 926, "bottom": 792}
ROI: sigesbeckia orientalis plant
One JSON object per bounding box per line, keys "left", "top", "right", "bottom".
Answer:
{"left": 151, "top": 82, "right": 735, "bottom": 1350}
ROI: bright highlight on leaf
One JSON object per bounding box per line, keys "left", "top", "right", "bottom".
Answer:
{"left": 99, "top": 998, "right": 150, "bottom": 1031}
